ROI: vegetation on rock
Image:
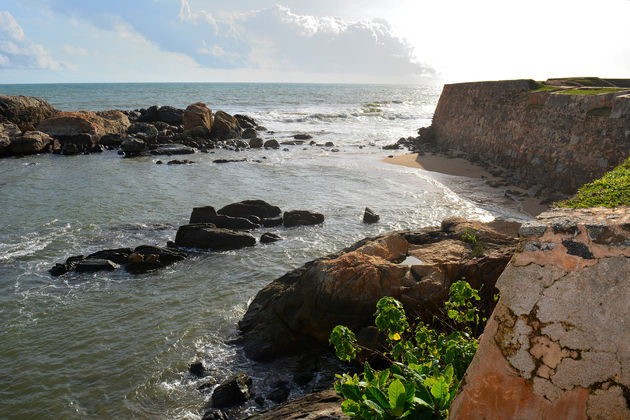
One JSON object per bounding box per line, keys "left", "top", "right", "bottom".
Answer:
{"left": 329, "top": 281, "right": 481, "bottom": 419}
{"left": 556, "top": 156, "right": 630, "bottom": 208}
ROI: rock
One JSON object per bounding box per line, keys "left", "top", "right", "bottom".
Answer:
{"left": 127, "top": 122, "right": 158, "bottom": 143}
{"left": 167, "top": 159, "right": 195, "bottom": 165}
{"left": 260, "top": 233, "right": 282, "bottom": 244}
{"left": 0, "top": 136, "right": 10, "bottom": 156}
{"left": 100, "top": 133, "right": 125, "bottom": 147}
{"left": 281, "top": 140, "right": 304, "bottom": 146}
{"left": 241, "top": 128, "right": 257, "bottom": 139}
{"left": 249, "top": 137, "right": 263, "bottom": 148}
{"left": 184, "top": 103, "right": 213, "bottom": 135}
{"left": 94, "top": 110, "right": 131, "bottom": 136}
{"left": 121, "top": 137, "right": 146, "bottom": 156}
{"left": 37, "top": 111, "right": 127, "bottom": 144}
{"left": 283, "top": 210, "right": 325, "bottom": 228}
{"left": 261, "top": 217, "right": 283, "bottom": 227}
{"left": 234, "top": 114, "right": 257, "bottom": 130}
{"left": 324, "top": 141, "right": 334, "bottom": 147}
{"left": 157, "top": 106, "right": 184, "bottom": 125}
{"left": 189, "top": 361, "right": 205, "bottom": 378}
{"left": 293, "top": 134, "right": 312, "bottom": 140}
{"left": 74, "top": 259, "right": 120, "bottom": 273}
{"left": 211, "top": 111, "right": 241, "bottom": 141}
{"left": 268, "top": 384, "right": 290, "bottom": 403}
{"left": 0, "top": 95, "right": 57, "bottom": 128}
{"left": 244, "top": 389, "right": 345, "bottom": 420}
{"left": 175, "top": 224, "right": 256, "bottom": 250}
{"left": 263, "top": 139, "right": 280, "bottom": 149}
{"left": 188, "top": 206, "right": 260, "bottom": 230}
{"left": 86, "top": 248, "right": 133, "bottom": 265}
{"left": 61, "top": 143, "right": 80, "bottom": 156}
{"left": 363, "top": 207, "right": 380, "bottom": 224}
{"left": 202, "top": 410, "right": 227, "bottom": 420}
{"left": 49, "top": 255, "right": 85, "bottom": 276}
{"left": 0, "top": 122, "right": 21, "bottom": 138}
{"left": 218, "top": 200, "right": 282, "bottom": 219}
{"left": 211, "top": 372, "right": 252, "bottom": 408}
{"left": 125, "top": 245, "right": 187, "bottom": 274}
{"left": 8, "top": 131, "right": 52, "bottom": 155}
{"left": 213, "top": 158, "right": 246, "bottom": 164}
{"left": 149, "top": 144, "right": 196, "bottom": 155}
{"left": 190, "top": 206, "right": 218, "bottom": 223}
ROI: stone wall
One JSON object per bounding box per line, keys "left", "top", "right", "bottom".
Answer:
{"left": 450, "top": 207, "right": 630, "bottom": 419}
{"left": 430, "top": 80, "right": 630, "bottom": 195}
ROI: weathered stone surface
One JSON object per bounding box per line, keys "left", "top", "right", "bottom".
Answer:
{"left": 283, "top": 210, "right": 325, "bottom": 227}
{"left": 74, "top": 259, "right": 120, "bottom": 273}
{"left": 211, "top": 111, "right": 241, "bottom": 140}
{"left": 190, "top": 206, "right": 218, "bottom": 224}
{"left": 0, "top": 94, "right": 57, "bottom": 128}
{"left": 218, "top": 200, "right": 281, "bottom": 219}
{"left": 211, "top": 372, "right": 252, "bottom": 408}
{"left": 94, "top": 110, "right": 131, "bottom": 135}
{"left": 124, "top": 245, "right": 187, "bottom": 274}
{"left": 127, "top": 122, "right": 158, "bottom": 142}
{"left": 451, "top": 207, "right": 630, "bottom": 420}
{"left": 8, "top": 131, "right": 52, "bottom": 155}
{"left": 86, "top": 248, "right": 133, "bottom": 265}
{"left": 188, "top": 206, "right": 260, "bottom": 230}
{"left": 184, "top": 103, "right": 213, "bottom": 134}
{"left": 244, "top": 389, "right": 347, "bottom": 420}
{"left": 121, "top": 137, "right": 146, "bottom": 155}
{"left": 37, "top": 111, "right": 129, "bottom": 143}
{"left": 175, "top": 224, "right": 256, "bottom": 250}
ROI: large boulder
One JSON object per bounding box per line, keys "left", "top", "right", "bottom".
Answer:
{"left": 0, "top": 122, "right": 20, "bottom": 156}
{"left": 0, "top": 95, "right": 57, "bottom": 129}
{"left": 175, "top": 224, "right": 256, "bottom": 250}
{"left": 157, "top": 106, "right": 184, "bottom": 125}
{"left": 95, "top": 110, "right": 131, "bottom": 136}
{"left": 183, "top": 103, "right": 213, "bottom": 135}
{"left": 127, "top": 122, "right": 158, "bottom": 143}
{"left": 217, "top": 200, "right": 281, "bottom": 220}
{"left": 211, "top": 111, "right": 241, "bottom": 141}
{"left": 210, "top": 372, "right": 252, "bottom": 408}
{"left": 234, "top": 114, "right": 257, "bottom": 130}
{"left": 37, "top": 111, "right": 106, "bottom": 145}
{"left": 121, "top": 137, "right": 146, "bottom": 156}
{"left": 8, "top": 131, "right": 52, "bottom": 155}
{"left": 283, "top": 210, "right": 325, "bottom": 227}
{"left": 238, "top": 218, "right": 519, "bottom": 361}
{"left": 188, "top": 206, "right": 259, "bottom": 230}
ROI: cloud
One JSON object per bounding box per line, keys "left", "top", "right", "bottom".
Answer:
{"left": 0, "top": 10, "right": 63, "bottom": 69}
{"left": 61, "top": 44, "right": 88, "bottom": 56}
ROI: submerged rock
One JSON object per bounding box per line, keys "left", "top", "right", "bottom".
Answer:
{"left": 74, "top": 259, "right": 120, "bottom": 273}
{"left": 260, "top": 233, "right": 282, "bottom": 244}
{"left": 149, "top": 144, "right": 196, "bottom": 155}
{"left": 211, "top": 372, "right": 252, "bottom": 408}
{"left": 175, "top": 224, "right": 256, "bottom": 250}
{"left": 189, "top": 361, "right": 205, "bottom": 378}
{"left": 283, "top": 210, "right": 325, "bottom": 228}
{"left": 124, "top": 245, "right": 187, "bottom": 274}
{"left": 218, "top": 200, "right": 281, "bottom": 220}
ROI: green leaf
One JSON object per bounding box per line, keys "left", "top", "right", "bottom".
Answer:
{"left": 364, "top": 399, "right": 386, "bottom": 417}
{"left": 430, "top": 377, "right": 449, "bottom": 407}
{"left": 447, "top": 309, "right": 459, "bottom": 320}
{"left": 364, "top": 362, "right": 375, "bottom": 383}
{"left": 341, "top": 382, "right": 363, "bottom": 402}
{"left": 340, "top": 399, "right": 361, "bottom": 417}
{"left": 365, "top": 386, "right": 390, "bottom": 410}
{"left": 443, "top": 364, "right": 454, "bottom": 385}
{"left": 388, "top": 379, "right": 407, "bottom": 410}
{"left": 378, "top": 369, "right": 390, "bottom": 388}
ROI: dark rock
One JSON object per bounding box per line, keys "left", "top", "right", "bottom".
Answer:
{"left": 149, "top": 144, "right": 196, "bottom": 155}
{"left": 268, "top": 384, "right": 290, "bottom": 404}
{"left": 9, "top": 131, "right": 52, "bottom": 155}
{"left": 0, "top": 94, "right": 57, "bottom": 128}
{"left": 211, "top": 111, "right": 241, "bottom": 141}
{"left": 90, "top": 144, "right": 105, "bottom": 153}
{"left": 121, "top": 137, "right": 146, "bottom": 156}
{"left": 49, "top": 255, "right": 85, "bottom": 276}
{"left": 157, "top": 106, "right": 184, "bottom": 125}
{"left": 382, "top": 144, "right": 400, "bottom": 150}
{"left": 86, "top": 248, "right": 133, "bottom": 265}
{"left": 241, "top": 128, "right": 257, "bottom": 139}
{"left": 211, "top": 372, "right": 252, "bottom": 408}
{"left": 244, "top": 389, "right": 344, "bottom": 419}
{"left": 519, "top": 221, "right": 547, "bottom": 238}
{"left": 260, "top": 233, "right": 282, "bottom": 244}
{"left": 293, "top": 134, "right": 312, "bottom": 140}
{"left": 100, "top": 133, "right": 125, "bottom": 147}
{"left": 324, "top": 141, "right": 334, "bottom": 147}
{"left": 156, "top": 160, "right": 163, "bottom": 164}
{"left": 234, "top": 114, "right": 257, "bottom": 130}
{"left": 261, "top": 217, "right": 283, "bottom": 227}
{"left": 263, "top": 139, "right": 279, "bottom": 149}
{"left": 254, "top": 396, "right": 265, "bottom": 406}
{"left": 586, "top": 224, "right": 628, "bottom": 246}
{"left": 61, "top": 143, "right": 80, "bottom": 156}
{"left": 249, "top": 137, "right": 263, "bottom": 148}
{"left": 218, "top": 200, "right": 282, "bottom": 219}
{"left": 281, "top": 140, "right": 304, "bottom": 145}
{"left": 175, "top": 224, "right": 256, "bottom": 250}
{"left": 213, "top": 158, "right": 246, "bottom": 164}
{"left": 189, "top": 361, "right": 205, "bottom": 378}
{"left": 363, "top": 207, "right": 380, "bottom": 224}
{"left": 331, "top": 148, "right": 339, "bottom": 152}
{"left": 125, "top": 245, "right": 187, "bottom": 274}
{"left": 189, "top": 206, "right": 260, "bottom": 230}
{"left": 190, "top": 206, "right": 218, "bottom": 224}
{"left": 74, "top": 259, "right": 119, "bottom": 273}
{"left": 552, "top": 218, "right": 578, "bottom": 235}
{"left": 562, "top": 240, "right": 594, "bottom": 259}
{"left": 283, "top": 210, "right": 325, "bottom": 228}
{"left": 243, "top": 215, "right": 262, "bottom": 224}
{"left": 167, "top": 159, "right": 195, "bottom": 165}
{"left": 202, "top": 410, "right": 227, "bottom": 420}
{"left": 127, "top": 123, "right": 158, "bottom": 143}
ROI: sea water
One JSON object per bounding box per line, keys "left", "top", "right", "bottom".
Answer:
{"left": 0, "top": 83, "right": 529, "bottom": 419}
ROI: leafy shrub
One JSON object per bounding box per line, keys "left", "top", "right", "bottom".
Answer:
{"left": 329, "top": 281, "right": 481, "bottom": 419}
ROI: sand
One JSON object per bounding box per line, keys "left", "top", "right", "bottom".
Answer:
{"left": 384, "top": 153, "right": 549, "bottom": 217}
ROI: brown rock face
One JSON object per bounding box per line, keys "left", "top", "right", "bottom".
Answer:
{"left": 238, "top": 218, "right": 518, "bottom": 361}
{"left": 183, "top": 103, "right": 213, "bottom": 134}
{"left": 450, "top": 207, "right": 630, "bottom": 420}
{"left": 245, "top": 389, "right": 347, "bottom": 419}
{"left": 211, "top": 110, "right": 241, "bottom": 140}
{"left": 0, "top": 94, "right": 58, "bottom": 129}
{"left": 8, "top": 131, "right": 52, "bottom": 155}
{"left": 94, "top": 110, "right": 130, "bottom": 135}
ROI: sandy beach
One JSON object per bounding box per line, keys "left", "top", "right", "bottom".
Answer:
{"left": 384, "top": 152, "right": 550, "bottom": 217}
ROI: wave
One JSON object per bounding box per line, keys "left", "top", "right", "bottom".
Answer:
{"left": 0, "top": 221, "right": 71, "bottom": 263}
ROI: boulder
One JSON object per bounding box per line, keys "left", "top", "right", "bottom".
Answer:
{"left": 8, "top": 131, "right": 52, "bottom": 155}
{"left": 0, "top": 94, "right": 57, "bottom": 128}
{"left": 283, "top": 210, "right": 325, "bottom": 227}
{"left": 189, "top": 206, "right": 260, "bottom": 230}
{"left": 190, "top": 206, "right": 218, "bottom": 223}
{"left": 175, "top": 224, "right": 256, "bottom": 250}
{"left": 241, "top": 128, "right": 257, "bottom": 139}
{"left": 0, "top": 122, "right": 21, "bottom": 138}
{"left": 238, "top": 219, "right": 519, "bottom": 361}
{"left": 249, "top": 137, "right": 263, "bottom": 148}
{"left": 189, "top": 361, "right": 205, "bottom": 378}
{"left": 294, "top": 134, "right": 312, "bottom": 140}
{"left": 263, "top": 139, "right": 279, "bottom": 149}
{"left": 74, "top": 259, "right": 119, "bottom": 273}
{"left": 167, "top": 159, "right": 195, "bottom": 165}
{"left": 86, "top": 248, "right": 133, "bottom": 265}
{"left": 61, "top": 143, "right": 80, "bottom": 156}
{"left": 149, "top": 144, "right": 196, "bottom": 155}
{"left": 157, "top": 106, "right": 184, "bottom": 125}
{"left": 125, "top": 245, "right": 187, "bottom": 274}
{"left": 363, "top": 207, "right": 380, "bottom": 224}
{"left": 95, "top": 110, "right": 131, "bottom": 135}
{"left": 184, "top": 103, "right": 213, "bottom": 135}
{"left": 260, "top": 233, "right": 282, "bottom": 244}
{"left": 211, "top": 111, "right": 241, "bottom": 141}
{"left": 37, "top": 112, "right": 102, "bottom": 145}
{"left": 49, "top": 255, "right": 85, "bottom": 276}
{"left": 218, "top": 200, "right": 281, "bottom": 219}
{"left": 234, "top": 114, "right": 257, "bottom": 130}
{"left": 121, "top": 137, "right": 146, "bottom": 156}
{"left": 261, "top": 217, "right": 283, "bottom": 227}
{"left": 211, "top": 372, "right": 252, "bottom": 408}
{"left": 127, "top": 122, "right": 158, "bottom": 143}
{"left": 0, "top": 136, "right": 10, "bottom": 156}
{"left": 100, "top": 133, "right": 125, "bottom": 147}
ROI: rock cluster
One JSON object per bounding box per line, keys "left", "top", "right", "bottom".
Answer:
{"left": 450, "top": 207, "right": 630, "bottom": 420}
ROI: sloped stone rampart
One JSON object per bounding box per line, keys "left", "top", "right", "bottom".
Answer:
{"left": 450, "top": 207, "right": 630, "bottom": 420}
{"left": 430, "top": 80, "right": 630, "bottom": 195}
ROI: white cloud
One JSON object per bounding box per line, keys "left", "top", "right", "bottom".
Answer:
{"left": 0, "top": 11, "right": 63, "bottom": 70}
{"left": 61, "top": 44, "right": 88, "bottom": 56}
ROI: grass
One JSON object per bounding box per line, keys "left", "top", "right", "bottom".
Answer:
{"left": 529, "top": 85, "right": 563, "bottom": 93}
{"left": 556, "top": 88, "right": 626, "bottom": 95}
{"left": 587, "top": 107, "right": 612, "bottom": 117}
{"left": 555, "top": 157, "right": 630, "bottom": 208}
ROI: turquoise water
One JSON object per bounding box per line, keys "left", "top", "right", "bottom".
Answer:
{"left": 0, "top": 83, "right": 527, "bottom": 419}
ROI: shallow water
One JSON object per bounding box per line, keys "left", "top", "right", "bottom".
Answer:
{"left": 0, "top": 83, "right": 530, "bottom": 419}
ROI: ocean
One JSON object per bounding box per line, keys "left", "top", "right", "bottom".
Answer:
{"left": 0, "top": 83, "right": 529, "bottom": 419}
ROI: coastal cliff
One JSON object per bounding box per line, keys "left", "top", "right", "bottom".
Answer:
{"left": 421, "top": 79, "right": 630, "bottom": 196}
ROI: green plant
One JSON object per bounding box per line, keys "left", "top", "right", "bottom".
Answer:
{"left": 460, "top": 229, "right": 477, "bottom": 245}
{"left": 329, "top": 281, "right": 481, "bottom": 419}
{"left": 557, "top": 87, "right": 625, "bottom": 95}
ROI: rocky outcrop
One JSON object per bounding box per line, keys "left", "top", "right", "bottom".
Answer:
{"left": 37, "top": 110, "right": 130, "bottom": 145}
{"left": 211, "top": 111, "right": 241, "bottom": 141}
{"left": 210, "top": 372, "right": 253, "bottom": 409}
{"left": 419, "top": 80, "right": 630, "bottom": 196}
{"left": 94, "top": 110, "right": 131, "bottom": 136}
{"left": 238, "top": 218, "right": 519, "bottom": 361}
{"left": 184, "top": 103, "right": 213, "bottom": 136}
{"left": 244, "top": 389, "right": 347, "bottom": 419}
{"left": 450, "top": 207, "right": 630, "bottom": 420}
{"left": 0, "top": 94, "right": 57, "bottom": 129}
{"left": 188, "top": 206, "right": 260, "bottom": 230}
{"left": 8, "top": 131, "right": 52, "bottom": 155}
{"left": 175, "top": 224, "right": 256, "bottom": 250}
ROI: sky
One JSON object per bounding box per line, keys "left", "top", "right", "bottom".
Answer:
{"left": 0, "top": 0, "right": 629, "bottom": 84}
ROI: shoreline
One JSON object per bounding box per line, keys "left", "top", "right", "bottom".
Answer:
{"left": 383, "top": 152, "right": 550, "bottom": 217}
